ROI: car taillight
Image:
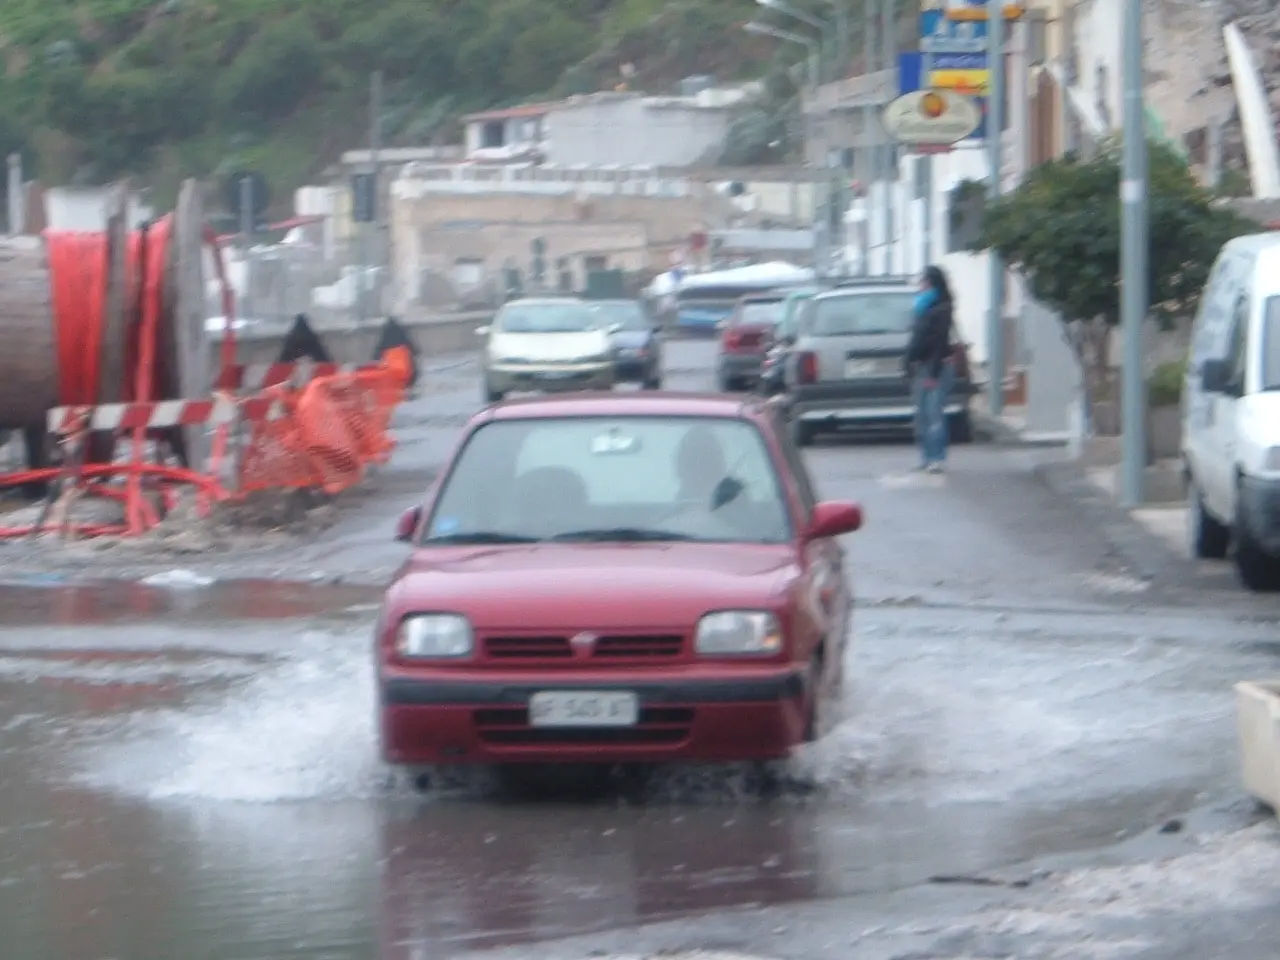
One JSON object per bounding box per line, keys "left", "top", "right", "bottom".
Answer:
{"left": 797, "top": 351, "right": 818, "bottom": 384}
{"left": 722, "top": 327, "right": 742, "bottom": 348}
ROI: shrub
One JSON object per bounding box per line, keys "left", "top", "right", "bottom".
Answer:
{"left": 1147, "top": 357, "right": 1185, "bottom": 407}
{"left": 215, "top": 16, "right": 324, "bottom": 128}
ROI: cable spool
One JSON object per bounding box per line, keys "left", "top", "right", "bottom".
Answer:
{"left": 0, "top": 180, "right": 215, "bottom": 482}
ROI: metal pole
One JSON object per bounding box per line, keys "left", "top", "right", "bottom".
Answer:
{"left": 860, "top": 1, "right": 874, "bottom": 275}
{"left": 807, "top": 51, "right": 829, "bottom": 276}
{"left": 7, "top": 153, "right": 22, "bottom": 236}
{"left": 835, "top": 2, "right": 849, "bottom": 82}
{"left": 986, "top": 1, "right": 1006, "bottom": 416}
{"left": 1207, "top": 118, "right": 1223, "bottom": 190}
{"left": 880, "top": 0, "right": 894, "bottom": 274}
{"left": 1119, "top": 0, "right": 1147, "bottom": 506}
{"left": 359, "top": 70, "right": 382, "bottom": 327}
{"left": 920, "top": 50, "right": 932, "bottom": 277}
{"left": 239, "top": 175, "right": 253, "bottom": 319}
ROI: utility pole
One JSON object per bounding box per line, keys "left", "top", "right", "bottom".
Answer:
{"left": 986, "top": 1, "right": 1006, "bottom": 417}
{"left": 880, "top": 0, "right": 895, "bottom": 275}
{"left": 358, "top": 70, "right": 383, "bottom": 327}
{"left": 7, "top": 153, "right": 23, "bottom": 236}
{"left": 919, "top": 46, "right": 932, "bottom": 276}
{"left": 239, "top": 174, "right": 254, "bottom": 319}
{"left": 1119, "top": 0, "right": 1148, "bottom": 506}
{"left": 860, "top": 1, "right": 875, "bottom": 274}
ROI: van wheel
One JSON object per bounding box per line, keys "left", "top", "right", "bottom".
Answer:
{"left": 1188, "top": 476, "right": 1229, "bottom": 559}
{"left": 484, "top": 385, "right": 504, "bottom": 403}
{"left": 1234, "top": 494, "right": 1280, "bottom": 592}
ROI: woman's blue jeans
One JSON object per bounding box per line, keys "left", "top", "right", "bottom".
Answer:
{"left": 913, "top": 362, "right": 954, "bottom": 465}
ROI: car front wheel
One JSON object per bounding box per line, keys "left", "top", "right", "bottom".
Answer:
{"left": 791, "top": 417, "right": 814, "bottom": 448}
{"left": 948, "top": 409, "right": 974, "bottom": 444}
{"left": 484, "top": 384, "right": 504, "bottom": 403}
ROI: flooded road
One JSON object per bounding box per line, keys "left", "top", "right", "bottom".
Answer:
{"left": 2, "top": 342, "right": 1278, "bottom": 959}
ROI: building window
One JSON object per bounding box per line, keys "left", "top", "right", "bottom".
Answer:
{"left": 583, "top": 255, "right": 608, "bottom": 273}
{"left": 481, "top": 121, "right": 504, "bottom": 148}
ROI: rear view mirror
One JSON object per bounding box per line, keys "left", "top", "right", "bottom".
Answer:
{"left": 805, "top": 501, "right": 863, "bottom": 539}
{"left": 1200, "top": 358, "right": 1230, "bottom": 393}
{"left": 395, "top": 506, "right": 422, "bottom": 543}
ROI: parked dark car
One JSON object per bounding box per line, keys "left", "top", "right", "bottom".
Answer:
{"left": 716, "top": 291, "right": 787, "bottom": 391}
{"left": 589, "top": 299, "right": 663, "bottom": 389}
{"left": 782, "top": 279, "right": 976, "bottom": 445}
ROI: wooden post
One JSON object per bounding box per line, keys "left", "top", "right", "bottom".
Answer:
{"left": 171, "top": 179, "right": 210, "bottom": 471}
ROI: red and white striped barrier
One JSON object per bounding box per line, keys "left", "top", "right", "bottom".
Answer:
{"left": 224, "top": 360, "right": 358, "bottom": 390}
{"left": 47, "top": 395, "right": 284, "bottom": 434}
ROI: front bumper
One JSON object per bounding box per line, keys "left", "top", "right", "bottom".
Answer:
{"left": 789, "top": 377, "right": 974, "bottom": 427}
{"left": 379, "top": 668, "right": 809, "bottom": 764}
{"left": 1239, "top": 475, "right": 1280, "bottom": 554}
{"left": 487, "top": 362, "right": 613, "bottom": 393}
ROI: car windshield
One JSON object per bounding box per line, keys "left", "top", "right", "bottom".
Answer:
{"left": 589, "top": 301, "right": 649, "bottom": 330}
{"left": 737, "top": 300, "right": 784, "bottom": 326}
{"left": 424, "top": 416, "right": 792, "bottom": 544}
{"left": 808, "top": 293, "right": 915, "bottom": 336}
{"left": 498, "top": 302, "right": 598, "bottom": 333}
{"left": 1265, "top": 296, "right": 1280, "bottom": 390}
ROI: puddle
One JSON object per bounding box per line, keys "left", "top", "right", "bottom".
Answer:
{"left": 0, "top": 577, "right": 383, "bottom": 626}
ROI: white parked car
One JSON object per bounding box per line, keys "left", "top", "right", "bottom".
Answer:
{"left": 1183, "top": 231, "right": 1280, "bottom": 591}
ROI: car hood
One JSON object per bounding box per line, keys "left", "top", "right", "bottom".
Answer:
{"left": 609, "top": 329, "right": 652, "bottom": 349}
{"left": 489, "top": 330, "right": 609, "bottom": 362}
{"left": 390, "top": 543, "right": 799, "bottom": 630}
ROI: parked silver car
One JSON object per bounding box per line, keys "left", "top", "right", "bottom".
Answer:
{"left": 781, "top": 279, "right": 975, "bottom": 446}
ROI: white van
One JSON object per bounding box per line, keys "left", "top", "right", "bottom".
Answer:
{"left": 1183, "top": 232, "right": 1280, "bottom": 591}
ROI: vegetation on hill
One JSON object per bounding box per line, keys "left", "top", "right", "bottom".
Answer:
{"left": 0, "top": 0, "right": 784, "bottom": 210}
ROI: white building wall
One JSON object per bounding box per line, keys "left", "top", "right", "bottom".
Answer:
{"left": 44, "top": 187, "right": 153, "bottom": 231}
{"left": 1071, "top": 0, "right": 1123, "bottom": 133}
{"left": 545, "top": 99, "right": 733, "bottom": 167}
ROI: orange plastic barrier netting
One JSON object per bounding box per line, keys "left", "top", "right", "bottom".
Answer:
{"left": 236, "top": 365, "right": 406, "bottom": 497}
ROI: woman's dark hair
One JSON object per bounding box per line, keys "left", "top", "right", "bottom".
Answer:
{"left": 924, "top": 264, "right": 952, "bottom": 303}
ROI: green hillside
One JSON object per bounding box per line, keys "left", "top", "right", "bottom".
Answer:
{"left": 0, "top": 0, "right": 780, "bottom": 211}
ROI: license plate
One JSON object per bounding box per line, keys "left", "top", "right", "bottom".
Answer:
{"left": 528, "top": 690, "right": 639, "bottom": 727}
{"left": 844, "top": 359, "right": 881, "bottom": 377}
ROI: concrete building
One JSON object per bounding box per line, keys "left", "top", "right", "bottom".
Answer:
{"left": 461, "top": 103, "right": 555, "bottom": 161}
{"left": 385, "top": 163, "right": 822, "bottom": 310}
{"left": 543, "top": 87, "right": 760, "bottom": 167}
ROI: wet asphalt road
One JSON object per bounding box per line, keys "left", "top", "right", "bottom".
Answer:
{"left": 2, "top": 339, "right": 1279, "bottom": 960}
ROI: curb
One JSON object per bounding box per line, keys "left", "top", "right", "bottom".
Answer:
{"left": 971, "top": 411, "right": 1067, "bottom": 447}
{"left": 1033, "top": 460, "right": 1199, "bottom": 589}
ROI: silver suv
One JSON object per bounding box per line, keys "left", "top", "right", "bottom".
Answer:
{"left": 782, "top": 279, "right": 975, "bottom": 446}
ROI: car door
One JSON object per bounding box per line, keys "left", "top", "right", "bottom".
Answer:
{"left": 1184, "top": 253, "right": 1233, "bottom": 489}
{"left": 1204, "top": 286, "right": 1251, "bottom": 519}
{"left": 768, "top": 409, "right": 848, "bottom": 678}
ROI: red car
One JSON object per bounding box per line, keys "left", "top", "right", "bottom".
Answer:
{"left": 377, "top": 391, "right": 862, "bottom": 771}
{"left": 716, "top": 291, "right": 788, "bottom": 392}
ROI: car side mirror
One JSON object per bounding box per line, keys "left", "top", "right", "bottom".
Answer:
{"left": 805, "top": 501, "right": 862, "bottom": 539}
{"left": 1200, "top": 358, "right": 1230, "bottom": 393}
{"left": 395, "top": 506, "right": 422, "bottom": 543}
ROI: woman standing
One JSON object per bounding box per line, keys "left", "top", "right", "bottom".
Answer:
{"left": 905, "top": 265, "right": 956, "bottom": 474}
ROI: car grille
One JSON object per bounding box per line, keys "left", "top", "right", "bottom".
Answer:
{"left": 482, "top": 633, "right": 685, "bottom": 663}
{"left": 473, "top": 706, "right": 694, "bottom": 746}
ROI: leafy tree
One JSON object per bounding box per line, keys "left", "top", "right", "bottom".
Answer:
{"left": 214, "top": 15, "right": 325, "bottom": 128}
{"left": 974, "top": 138, "right": 1257, "bottom": 430}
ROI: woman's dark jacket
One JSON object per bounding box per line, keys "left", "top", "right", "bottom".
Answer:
{"left": 905, "top": 297, "right": 954, "bottom": 379}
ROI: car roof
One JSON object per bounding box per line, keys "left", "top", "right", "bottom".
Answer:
{"left": 479, "top": 391, "right": 773, "bottom": 423}
{"left": 501, "top": 296, "right": 584, "bottom": 306}
{"left": 813, "top": 283, "right": 913, "bottom": 300}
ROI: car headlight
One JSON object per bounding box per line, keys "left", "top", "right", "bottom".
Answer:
{"left": 695, "top": 611, "right": 782, "bottom": 656}
{"left": 396, "top": 614, "right": 474, "bottom": 658}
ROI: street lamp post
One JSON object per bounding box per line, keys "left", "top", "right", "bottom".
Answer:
{"left": 743, "top": 21, "right": 824, "bottom": 269}
{"left": 987, "top": 3, "right": 1006, "bottom": 416}
{"left": 1119, "top": 0, "right": 1148, "bottom": 506}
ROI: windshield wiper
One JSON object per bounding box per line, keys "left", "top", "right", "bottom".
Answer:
{"left": 550, "top": 527, "right": 700, "bottom": 542}
{"left": 422, "top": 531, "right": 542, "bottom": 544}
